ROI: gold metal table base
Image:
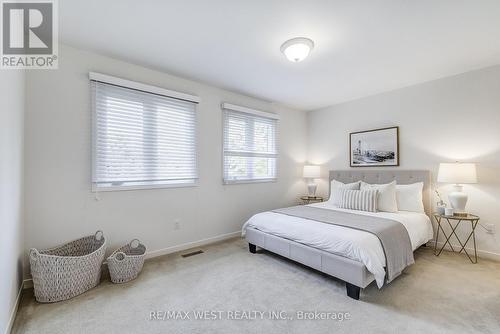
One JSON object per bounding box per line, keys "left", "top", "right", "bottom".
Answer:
{"left": 433, "top": 214, "right": 479, "bottom": 264}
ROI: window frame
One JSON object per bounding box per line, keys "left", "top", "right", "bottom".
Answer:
{"left": 221, "top": 103, "right": 279, "bottom": 185}
{"left": 90, "top": 72, "right": 200, "bottom": 192}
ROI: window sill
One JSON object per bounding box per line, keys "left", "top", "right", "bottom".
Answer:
{"left": 92, "top": 181, "right": 198, "bottom": 192}
{"left": 223, "top": 178, "right": 277, "bottom": 185}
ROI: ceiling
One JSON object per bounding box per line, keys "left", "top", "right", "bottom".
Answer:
{"left": 60, "top": 0, "right": 500, "bottom": 110}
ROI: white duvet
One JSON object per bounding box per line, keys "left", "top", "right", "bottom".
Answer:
{"left": 242, "top": 202, "right": 433, "bottom": 288}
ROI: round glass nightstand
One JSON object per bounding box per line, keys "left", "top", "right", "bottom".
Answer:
{"left": 300, "top": 196, "right": 324, "bottom": 205}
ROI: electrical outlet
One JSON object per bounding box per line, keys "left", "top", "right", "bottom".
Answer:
{"left": 485, "top": 223, "right": 495, "bottom": 234}
{"left": 173, "top": 219, "right": 181, "bottom": 230}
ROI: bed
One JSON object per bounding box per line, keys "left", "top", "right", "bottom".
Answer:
{"left": 243, "top": 170, "right": 433, "bottom": 300}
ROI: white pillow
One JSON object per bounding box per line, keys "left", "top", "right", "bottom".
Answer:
{"left": 328, "top": 180, "right": 361, "bottom": 206}
{"left": 396, "top": 182, "right": 424, "bottom": 213}
{"left": 339, "top": 189, "right": 378, "bottom": 212}
{"left": 360, "top": 181, "right": 398, "bottom": 213}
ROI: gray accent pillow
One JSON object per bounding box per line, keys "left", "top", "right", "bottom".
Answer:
{"left": 339, "top": 189, "right": 379, "bottom": 212}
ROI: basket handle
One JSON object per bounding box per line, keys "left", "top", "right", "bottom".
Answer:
{"left": 94, "top": 230, "right": 104, "bottom": 241}
{"left": 115, "top": 251, "right": 126, "bottom": 261}
{"left": 29, "top": 248, "right": 39, "bottom": 262}
{"left": 129, "top": 239, "right": 141, "bottom": 249}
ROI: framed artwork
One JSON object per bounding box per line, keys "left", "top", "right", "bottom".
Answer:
{"left": 349, "top": 126, "right": 399, "bottom": 167}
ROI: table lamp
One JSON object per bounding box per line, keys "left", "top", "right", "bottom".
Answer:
{"left": 303, "top": 165, "right": 321, "bottom": 197}
{"left": 437, "top": 162, "right": 477, "bottom": 214}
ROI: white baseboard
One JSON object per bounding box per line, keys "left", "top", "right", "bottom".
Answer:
{"left": 22, "top": 230, "right": 242, "bottom": 289}
{"left": 4, "top": 284, "right": 23, "bottom": 334}
{"left": 145, "top": 231, "right": 241, "bottom": 259}
{"left": 428, "top": 240, "right": 500, "bottom": 262}
{"left": 22, "top": 234, "right": 499, "bottom": 290}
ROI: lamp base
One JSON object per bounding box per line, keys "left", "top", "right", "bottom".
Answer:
{"left": 448, "top": 184, "right": 468, "bottom": 213}
{"left": 307, "top": 183, "right": 317, "bottom": 197}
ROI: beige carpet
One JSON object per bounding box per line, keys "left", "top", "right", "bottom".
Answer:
{"left": 12, "top": 238, "right": 500, "bottom": 334}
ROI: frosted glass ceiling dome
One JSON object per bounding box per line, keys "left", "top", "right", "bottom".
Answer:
{"left": 280, "top": 37, "right": 315, "bottom": 62}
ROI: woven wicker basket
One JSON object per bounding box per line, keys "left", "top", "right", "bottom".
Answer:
{"left": 29, "top": 231, "right": 106, "bottom": 303}
{"left": 107, "top": 239, "right": 146, "bottom": 283}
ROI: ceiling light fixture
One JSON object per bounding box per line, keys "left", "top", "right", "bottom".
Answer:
{"left": 280, "top": 37, "right": 314, "bottom": 62}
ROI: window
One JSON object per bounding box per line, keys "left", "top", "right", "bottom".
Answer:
{"left": 91, "top": 73, "right": 199, "bottom": 190}
{"left": 222, "top": 103, "right": 279, "bottom": 183}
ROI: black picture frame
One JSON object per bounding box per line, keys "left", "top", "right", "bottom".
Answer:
{"left": 349, "top": 126, "right": 399, "bottom": 167}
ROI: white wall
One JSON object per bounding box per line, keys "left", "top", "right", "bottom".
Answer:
{"left": 24, "top": 45, "right": 307, "bottom": 275}
{"left": 0, "top": 72, "right": 25, "bottom": 333}
{"left": 308, "top": 65, "right": 500, "bottom": 258}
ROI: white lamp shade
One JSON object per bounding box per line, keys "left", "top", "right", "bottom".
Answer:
{"left": 303, "top": 165, "right": 320, "bottom": 178}
{"left": 437, "top": 163, "right": 477, "bottom": 184}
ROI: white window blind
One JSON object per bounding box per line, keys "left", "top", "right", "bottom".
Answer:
{"left": 91, "top": 76, "right": 198, "bottom": 190}
{"left": 223, "top": 104, "right": 278, "bottom": 183}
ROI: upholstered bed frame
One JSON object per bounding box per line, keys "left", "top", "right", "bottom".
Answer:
{"left": 245, "top": 170, "right": 431, "bottom": 300}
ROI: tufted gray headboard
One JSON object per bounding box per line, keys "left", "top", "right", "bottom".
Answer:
{"left": 329, "top": 170, "right": 432, "bottom": 217}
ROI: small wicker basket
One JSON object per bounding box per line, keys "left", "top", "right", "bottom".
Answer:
{"left": 29, "top": 230, "right": 106, "bottom": 303}
{"left": 107, "top": 239, "right": 146, "bottom": 283}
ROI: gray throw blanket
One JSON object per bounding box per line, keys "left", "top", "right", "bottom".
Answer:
{"left": 272, "top": 206, "right": 414, "bottom": 283}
